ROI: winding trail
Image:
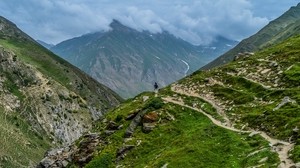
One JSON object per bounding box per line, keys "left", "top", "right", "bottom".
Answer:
{"left": 162, "top": 96, "right": 248, "bottom": 133}
{"left": 162, "top": 84, "right": 295, "bottom": 167}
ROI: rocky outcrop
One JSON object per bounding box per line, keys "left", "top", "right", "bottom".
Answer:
{"left": 37, "top": 133, "right": 104, "bottom": 168}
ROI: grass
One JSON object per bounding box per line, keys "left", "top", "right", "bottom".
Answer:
{"left": 81, "top": 93, "right": 280, "bottom": 168}
{"left": 0, "top": 106, "right": 51, "bottom": 167}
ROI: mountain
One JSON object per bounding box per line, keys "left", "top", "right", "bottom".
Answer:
{"left": 39, "top": 33, "right": 300, "bottom": 168}
{"left": 36, "top": 40, "right": 54, "bottom": 49}
{"left": 50, "top": 20, "right": 237, "bottom": 98}
{"left": 202, "top": 3, "right": 300, "bottom": 70}
{"left": 0, "top": 16, "right": 122, "bottom": 167}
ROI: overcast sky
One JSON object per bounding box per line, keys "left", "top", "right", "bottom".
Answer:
{"left": 0, "top": 0, "right": 298, "bottom": 45}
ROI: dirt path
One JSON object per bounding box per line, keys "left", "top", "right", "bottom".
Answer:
{"left": 162, "top": 97, "right": 249, "bottom": 133}
{"left": 171, "top": 85, "right": 231, "bottom": 126}
{"left": 226, "top": 72, "right": 283, "bottom": 91}
{"left": 163, "top": 84, "right": 295, "bottom": 167}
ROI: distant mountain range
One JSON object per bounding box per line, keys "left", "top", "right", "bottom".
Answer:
{"left": 50, "top": 20, "right": 237, "bottom": 98}
{"left": 202, "top": 3, "right": 300, "bottom": 70}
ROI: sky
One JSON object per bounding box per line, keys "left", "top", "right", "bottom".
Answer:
{"left": 0, "top": 0, "right": 298, "bottom": 45}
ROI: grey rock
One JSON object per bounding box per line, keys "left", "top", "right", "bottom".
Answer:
{"left": 142, "top": 123, "right": 156, "bottom": 133}
{"left": 40, "top": 158, "right": 55, "bottom": 167}
{"left": 124, "top": 110, "right": 148, "bottom": 137}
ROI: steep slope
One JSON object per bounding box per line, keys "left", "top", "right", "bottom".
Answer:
{"left": 40, "top": 35, "right": 300, "bottom": 168}
{"left": 0, "top": 16, "right": 122, "bottom": 167}
{"left": 51, "top": 20, "right": 237, "bottom": 98}
{"left": 202, "top": 3, "right": 300, "bottom": 69}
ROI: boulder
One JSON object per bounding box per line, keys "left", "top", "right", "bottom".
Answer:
{"left": 143, "top": 112, "right": 158, "bottom": 123}
{"left": 143, "top": 123, "right": 156, "bottom": 133}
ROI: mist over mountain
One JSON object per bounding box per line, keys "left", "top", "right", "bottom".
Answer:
{"left": 202, "top": 3, "right": 300, "bottom": 70}
{"left": 51, "top": 20, "right": 237, "bottom": 98}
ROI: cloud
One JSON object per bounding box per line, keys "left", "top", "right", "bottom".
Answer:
{"left": 0, "top": 0, "right": 298, "bottom": 44}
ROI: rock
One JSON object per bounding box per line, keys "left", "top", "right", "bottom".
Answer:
{"left": 125, "top": 111, "right": 139, "bottom": 120}
{"left": 104, "top": 130, "right": 116, "bottom": 135}
{"left": 143, "top": 112, "right": 158, "bottom": 123}
{"left": 143, "top": 96, "right": 149, "bottom": 102}
{"left": 39, "top": 158, "right": 55, "bottom": 167}
{"left": 124, "top": 110, "right": 147, "bottom": 138}
{"left": 161, "top": 163, "right": 168, "bottom": 168}
{"left": 106, "top": 121, "right": 119, "bottom": 130}
{"left": 269, "top": 61, "right": 278, "bottom": 67}
{"left": 166, "top": 112, "right": 175, "bottom": 121}
{"left": 124, "top": 130, "right": 134, "bottom": 138}
{"left": 249, "top": 131, "right": 259, "bottom": 137}
{"left": 116, "top": 145, "right": 135, "bottom": 160}
{"left": 143, "top": 123, "right": 156, "bottom": 133}
{"left": 258, "top": 157, "right": 268, "bottom": 163}
{"left": 261, "top": 69, "right": 271, "bottom": 74}
{"left": 295, "top": 162, "right": 300, "bottom": 168}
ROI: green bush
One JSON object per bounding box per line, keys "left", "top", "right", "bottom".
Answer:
{"left": 144, "top": 97, "right": 164, "bottom": 110}
{"left": 85, "top": 153, "right": 113, "bottom": 168}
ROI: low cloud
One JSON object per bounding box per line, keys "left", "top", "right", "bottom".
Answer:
{"left": 0, "top": 0, "right": 298, "bottom": 44}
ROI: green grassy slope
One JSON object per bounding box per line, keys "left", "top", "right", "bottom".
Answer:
{"left": 0, "top": 107, "right": 51, "bottom": 167}
{"left": 178, "top": 35, "right": 300, "bottom": 162}
{"left": 81, "top": 95, "right": 278, "bottom": 168}
{"left": 64, "top": 35, "right": 300, "bottom": 168}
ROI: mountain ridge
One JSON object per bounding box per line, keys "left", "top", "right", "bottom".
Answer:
{"left": 51, "top": 19, "right": 237, "bottom": 98}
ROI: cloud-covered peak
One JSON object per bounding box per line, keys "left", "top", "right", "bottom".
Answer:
{"left": 0, "top": 0, "right": 297, "bottom": 45}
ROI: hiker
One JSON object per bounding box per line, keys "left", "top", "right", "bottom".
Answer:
{"left": 154, "top": 82, "right": 158, "bottom": 91}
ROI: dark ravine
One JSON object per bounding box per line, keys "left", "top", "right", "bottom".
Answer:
{"left": 50, "top": 20, "right": 237, "bottom": 98}
{"left": 0, "top": 16, "right": 122, "bottom": 167}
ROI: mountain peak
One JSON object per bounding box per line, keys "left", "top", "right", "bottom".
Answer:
{"left": 109, "top": 19, "right": 134, "bottom": 32}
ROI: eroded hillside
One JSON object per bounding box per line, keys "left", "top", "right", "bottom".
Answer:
{"left": 0, "top": 16, "right": 122, "bottom": 167}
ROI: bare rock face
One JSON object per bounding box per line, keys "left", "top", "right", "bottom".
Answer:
{"left": 37, "top": 133, "right": 103, "bottom": 168}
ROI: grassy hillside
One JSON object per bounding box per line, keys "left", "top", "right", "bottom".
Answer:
{"left": 47, "top": 35, "right": 300, "bottom": 168}
{"left": 0, "top": 16, "right": 122, "bottom": 167}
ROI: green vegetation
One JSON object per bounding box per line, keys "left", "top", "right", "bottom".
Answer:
{"left": 85, "top": 153, "right": 113, "bottom": 168}
{"left": 79, "top": 92, "right": 280, "bottom": 168}
{"left": 0, "top": 106, "right": 51, "bottom": 167}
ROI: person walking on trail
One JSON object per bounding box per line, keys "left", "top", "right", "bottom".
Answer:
{"left": 154, "top": 82, "right": 159, "bottom": 93}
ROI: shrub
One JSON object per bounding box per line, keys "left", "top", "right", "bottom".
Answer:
{"left": 85, "top": 153, "right": 113, "bottom": 168}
